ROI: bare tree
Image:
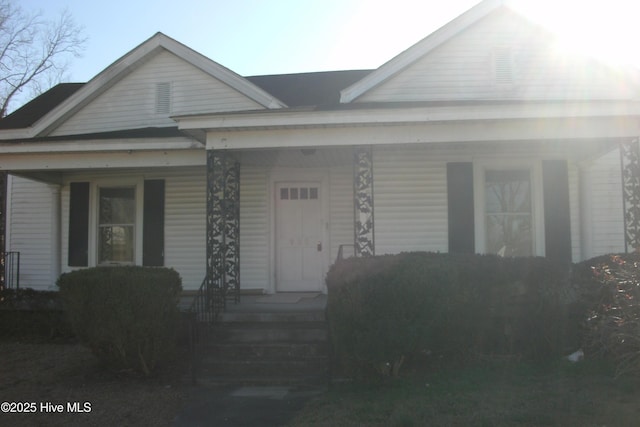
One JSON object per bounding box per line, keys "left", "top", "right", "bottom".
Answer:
{"left": 0, "top": 0, "right": 86, "bottom": 117}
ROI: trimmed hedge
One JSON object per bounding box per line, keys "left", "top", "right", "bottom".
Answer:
{"left": 327, "top": 252, "right": 594, "bottom": 379}
{"left": 57, "top": 266, "right": 182, "bottom": 376}
{"left": 0, "top": 288, "right": 74, "bottom": 340}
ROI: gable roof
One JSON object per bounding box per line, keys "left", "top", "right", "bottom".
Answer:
{"left": 340, "top": 0, "right": 505, "bottom": 103}
{"left": 0, "top": 70, "right": 374, "bottom": 132}
{"left": 0, "top": 32, "right": 287, "bottom": 138}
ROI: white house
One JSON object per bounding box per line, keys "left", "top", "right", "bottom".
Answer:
{"left": 0, "top": 0, "right": 637, "bottom": 298}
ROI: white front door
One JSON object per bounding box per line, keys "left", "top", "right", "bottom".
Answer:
{"left": 276, "top": 183, "right": 324, "bottom": 292}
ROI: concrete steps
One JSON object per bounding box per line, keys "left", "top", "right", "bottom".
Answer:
{"left": 194, "top": 305, "right": 329, "bottom": 386}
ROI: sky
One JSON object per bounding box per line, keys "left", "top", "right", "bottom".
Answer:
{"left": 13, "top": 0, "right": 640, "bottom": 102}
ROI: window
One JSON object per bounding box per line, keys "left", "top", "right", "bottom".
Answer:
{"left": 474, "top": 161, "right": 544, "bottom": 257}
{"left": 98, "top": 187, "right": 135, "bottom": 264}
{"left": 484, "top": 170, "right": 532, "bottom": 256}
{"left": 279, "top": 187, "right": 319, "bottom": 200}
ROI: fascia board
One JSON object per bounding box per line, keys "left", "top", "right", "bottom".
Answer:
{"left": 0, "top": 137, "right": 204, "bottom": 154}
{"left": 177, "top": 102, "right": 640, "bottom": 131}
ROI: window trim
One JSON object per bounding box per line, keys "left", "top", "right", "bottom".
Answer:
{"left": 473, "top": 160, "right": 545, "bottom": 256}
{"left": 89, "top": 179, "right": 144, "bottom": 266}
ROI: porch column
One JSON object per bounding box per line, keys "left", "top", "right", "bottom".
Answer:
{"left": 354, "top": 146, "right": 375, "bottom": 257}
{"left": 0, "top": 172, "right": 6, "bottom": 289}
{"left": 620, "top": 138, "right": 640, "bottom": 252}
{"left": 206, "top": 150, "right": 240, "bottom": 304}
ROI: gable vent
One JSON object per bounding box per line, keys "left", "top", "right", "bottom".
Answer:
{"left": 155, "top": 82, "right": 171, "bottom": 114}
{"left": 493, "top": 47, "right": 514, "bottom": 85}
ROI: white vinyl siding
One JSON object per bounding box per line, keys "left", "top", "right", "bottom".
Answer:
{"left": 374, "top": 146, "right": 448, "bottom": 254}
{"left": 358, "top": 9, "right": 635, "bottom": 103}
{"left": 7, "top": 176, "right": 58, "bottom": 290}
{"left": 583, "top": 149, "right": 625, "bottom": 258}
{"left": 329, "top": 165, "right": 354, "bottom": 262}
{"left": 61, "top": 168, "right": 207, "bottom": 291}
{"left": 372, "top": 144, "right": 585, "bottom": 259}
{"left": 51, "top": 50, "right": 263, "bottom": 136}
{"left": 240, "top": 166, "right": 270, "bottom": 291}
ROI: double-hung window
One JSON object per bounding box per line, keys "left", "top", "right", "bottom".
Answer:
{"left": 484, "top": 170, "right": 532, "bottom": 256}
{"left": 475, "top": 161, "right": 544, "bottom": 257}
{"left": 98, "top": 187, "right": 135, "bottom": 264}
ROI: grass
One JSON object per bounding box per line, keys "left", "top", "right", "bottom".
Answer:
{"left": 0, "top": 340, "right": 186, "bottom": 426}
{"left": 289, "top": 359, "right": 640, "bottom": 426}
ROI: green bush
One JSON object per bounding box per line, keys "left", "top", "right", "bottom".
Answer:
{"left": 57, "top": 266, "right": 182, "bottom": 376}
{"left": 327, "top": 252, "right": 585, "bottom": 379}
{"left": 0, "top": 288, "right": 74, "bottom": 340}
{"left": 579, "top": 253, "right": 640, "bottom": 377}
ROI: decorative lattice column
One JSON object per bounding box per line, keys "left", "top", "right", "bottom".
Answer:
{"left": 354, "top": 146, "right": 375, "bottom": 257}
{"left": 206, "top": 150, "right": 240, "bottom": 305}
{"left": 621, "top": 138, "right": 640, "bottom": 252}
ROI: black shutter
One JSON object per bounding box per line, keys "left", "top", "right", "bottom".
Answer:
{"left": 447, "top": 162, "right": 475, "bottom": 253}
{"left": 542, "top": 160, "right": 572, "bottom": 263}
{"left": 68, "top": 182, "right": 90, "bottom": 267}
{"left": 143, "top": 179, "right": 165, "bottom": 266}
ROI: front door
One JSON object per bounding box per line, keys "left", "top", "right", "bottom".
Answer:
{"left": 276, "top": 182, "right": 324, "bottom": 292}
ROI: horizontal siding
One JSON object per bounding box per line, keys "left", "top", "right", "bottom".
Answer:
{"left": 587, "top": 149, "right": 625, "bottom": 257}
{"left": 374, "top": 146, "right": 448, "bottom": 254}
{"left": 164, "top": 170, "right": 206, "bottom": 290}
{"left": 8, "top": 176, "right": 55, "bottom": 290}
{"left": 329, "top": 166, "right": 354, "bottom": 261}
{"left": 61, "top": 168, "right": 207, "bottom": 291}
{"left": 360, "top": 9, "right": 634, "bottom": 103}
{"left": 52, "top": 50, "right": 263, "bottom": 136}
{"left": 240, "top": 167, "right": 269, "bottom": 290}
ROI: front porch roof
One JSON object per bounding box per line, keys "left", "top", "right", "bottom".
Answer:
{"left": 175, "top": 100, "right": 640, "bottom": 132}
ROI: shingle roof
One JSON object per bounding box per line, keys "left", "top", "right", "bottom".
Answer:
{"left": 0, "top": 83, "right": 84, "bottom": 130}
{"left": 0, "top": 70, "right": 373, "bottom": 132}
{"left": 247, "top": 70, "right": 372, "bottom": 107}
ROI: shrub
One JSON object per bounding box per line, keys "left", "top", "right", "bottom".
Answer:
{"left": 580, "top": 253, "right": 640, "bottom": 377}
{"left": 0, "top": 288, "right": 73, "bottom": 340}
{"left": 327, "top": 252, "right": 583, "bottom": 379}
{"left": 57, "top": 266, "right": 182, "bottom": 376}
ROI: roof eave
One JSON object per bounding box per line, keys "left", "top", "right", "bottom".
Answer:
{"left": 175, "top": 100, "right": 640, "bottom": 131}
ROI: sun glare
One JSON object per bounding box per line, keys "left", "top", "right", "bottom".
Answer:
{"left": 509, "top": 0, "right": 640, "bottom": 68}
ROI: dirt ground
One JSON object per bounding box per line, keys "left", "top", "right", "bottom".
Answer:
{"left": 0, "top": 341, "right": 186, "bottom": 426}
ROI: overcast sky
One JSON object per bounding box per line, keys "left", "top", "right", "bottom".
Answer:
{"left": 15, "top": 0, "right": 640, "bottom": 98}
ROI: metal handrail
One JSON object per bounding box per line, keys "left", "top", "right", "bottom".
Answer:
{"left": 336, "top": 244, "right": 355, "bottom": 262}
{"left": 187, "top": 275, "right": 226, "bottom": 384}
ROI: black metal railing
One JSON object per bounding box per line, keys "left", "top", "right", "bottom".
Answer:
{"left": 2, "top": 251, "right": 20, "bottom": 289}
{"left": 336, "top": 244, "right": 355, "bottom": 262}
{"left": 187, "top": 275, "right": 226, "bottom": 384}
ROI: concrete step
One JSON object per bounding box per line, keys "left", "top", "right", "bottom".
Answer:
{"left": 214, "top": 322, "right": 328, "bottom": 343}
{"left": 204, "top": 342, "right": 328, "bottom": 359}
{"left": 221, "top": 310, "right": 326, "bottom": 323}
{"left": 195, "top": 374, "right": 329, "bottom": 388}
{"left": 199, "top": 358, "right": 329, "bottom": 377}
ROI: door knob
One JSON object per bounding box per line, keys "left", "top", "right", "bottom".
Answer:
{"left": 317, "top": 242, "right": 322, "bottom": 252}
